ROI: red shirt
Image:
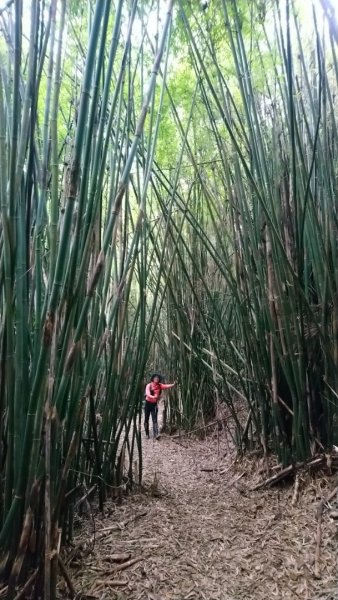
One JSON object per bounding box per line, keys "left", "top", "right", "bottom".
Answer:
{"left": 145, "top": 382, "right": 175, "bottom": 403}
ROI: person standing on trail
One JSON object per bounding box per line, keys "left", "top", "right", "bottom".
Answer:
{"left": 144, "top": 373, "right": 176, "bottom": 439}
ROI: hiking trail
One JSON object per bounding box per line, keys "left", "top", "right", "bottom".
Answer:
{"left": 67, "top": 415, "right": 337, "bottom": 600}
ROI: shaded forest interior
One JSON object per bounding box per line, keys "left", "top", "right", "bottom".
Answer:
{"left": 0, "top": 0, "right": 338, "bottom": 597}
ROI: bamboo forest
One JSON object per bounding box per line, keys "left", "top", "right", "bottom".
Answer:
{"left": 0, "top": 0, "right": 337, "bottom": 598}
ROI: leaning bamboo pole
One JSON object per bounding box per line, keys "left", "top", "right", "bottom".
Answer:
{"left": 149, "top": 0, "right": 338, "bottom": 459}
{"left": 0, "top": 0, "right": 174, "bottom": 595}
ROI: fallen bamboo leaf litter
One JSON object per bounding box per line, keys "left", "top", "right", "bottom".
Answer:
{"left": 61, "top": 432, "right": 338, "bottom": 600}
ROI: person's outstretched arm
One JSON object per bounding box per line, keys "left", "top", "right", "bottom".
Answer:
{"left": 160, "top": 382, "right": 176, "bottom": 390}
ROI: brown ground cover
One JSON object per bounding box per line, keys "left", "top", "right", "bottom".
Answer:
{"left": 64, "top": 424, "right": 338, "bottom": 600}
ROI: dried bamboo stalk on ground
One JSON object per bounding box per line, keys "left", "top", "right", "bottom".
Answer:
{"left": 58, "top": 556, "right": 76, "bottom": 598}
{"left": 111, "top": 556, "right": 143, "bottom": 573}
{"left": 253, "top": 455, "right": 337, "bottom": 490}
{"left": 103, "top": 553, "right": 131, "bottom": 562}
{"left": 291, "top": 473, "right": 300, "bottom": 506}
{"left": 12, "top": 569, "right": 38, "bottom": 600}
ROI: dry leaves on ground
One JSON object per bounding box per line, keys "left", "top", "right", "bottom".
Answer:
{"left": 62, "top": 428, "right": 338, "bottom": 600}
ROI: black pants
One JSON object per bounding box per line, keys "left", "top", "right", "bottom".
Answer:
{"left": 144, "top": 401, "right": 158, "bottom": 437}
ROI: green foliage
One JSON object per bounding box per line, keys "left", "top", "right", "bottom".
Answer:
{"left": 0, "top": 0, "right": 174, "bottom": 595}
{"left": 145, "top": 0, "right": 338, "bottom": 465}
{"left": 1, "top": 0, "right": 338, "bottom": 595}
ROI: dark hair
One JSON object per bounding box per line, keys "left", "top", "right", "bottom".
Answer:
{"left": 150, "top": 373, "right": 162, "bottom": 382}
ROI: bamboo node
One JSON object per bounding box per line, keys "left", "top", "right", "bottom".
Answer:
{"left": 87, "top": 251, "right": 105, "bottom": 296}
{"left": 43, "top": 312, "right": 55, "bottom": 346}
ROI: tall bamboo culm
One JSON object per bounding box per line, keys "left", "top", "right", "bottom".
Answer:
{"left": 0, "top": 0, "right": 174, "bottom": 595}
{"left": 146, "top": 0, "right": 338, "bottom": 461}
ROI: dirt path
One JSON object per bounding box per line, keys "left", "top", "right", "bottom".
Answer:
{"left": 68, "top": 428, "right": 338, "bottom": 600}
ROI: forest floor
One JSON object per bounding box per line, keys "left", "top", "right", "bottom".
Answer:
{"left": 63, "top": 412, "right": 338, "bottom": 600}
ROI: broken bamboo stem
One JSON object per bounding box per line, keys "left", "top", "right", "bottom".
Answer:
{"left": 13, "top": 568, "right": 38, "bottom": 600}
{"left": 58, "top": 556, "right": 76, "bottom": 598}
{"left": 253, "top": 455, "right": 337, "bottom": 490}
